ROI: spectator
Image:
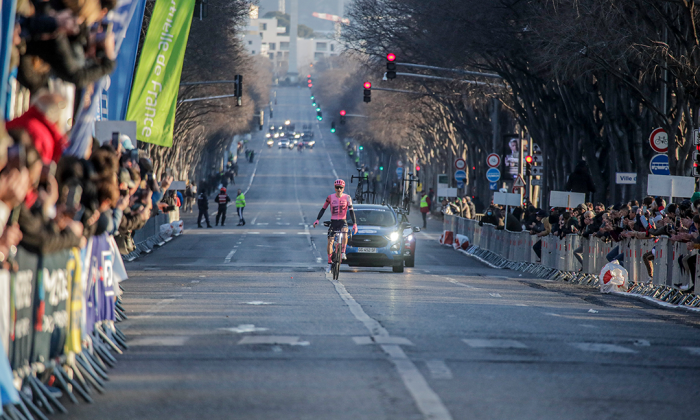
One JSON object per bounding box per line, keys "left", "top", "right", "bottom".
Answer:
{"left": 5, "top": 93, "right": 67, "bottom": 164}
{"left": 197, "top": 188, "right": 212, "bottom": 228}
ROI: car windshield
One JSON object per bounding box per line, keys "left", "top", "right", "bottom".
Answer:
{"left": 350, "top": 209, "right": 396, "bottom": 227}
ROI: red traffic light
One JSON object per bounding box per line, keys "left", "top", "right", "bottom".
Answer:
{"left": 307, "top": 74, "right": 311, "bottom": 78}
{"left": 340, "top": 110, "right": 346, "bottom": 116}
{"left": 387, "top": 53, "right": 396, "bottom": 62}
{"left": 363, "top": 82, "right": 372, "bottom": 89}
{"left": 525, "top": 155, "right": 534, "bottom": 164}
{"left": 415, "top": 166, "right": 420, "bottom": 171}
{"left": 308, "top": 83, "right": 313, "bottom": 87}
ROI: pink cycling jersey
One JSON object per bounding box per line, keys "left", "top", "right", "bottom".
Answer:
{"left": 323, "top": 193, "right": 353, "bottom": 220}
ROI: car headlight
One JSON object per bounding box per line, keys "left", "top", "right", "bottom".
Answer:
{"left": 390, "top": 232, "right": 399, "bottom": 241}
{"left": 407, "top": 234, "right": 414, "bottom": 242}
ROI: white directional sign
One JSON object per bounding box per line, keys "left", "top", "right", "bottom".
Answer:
{"left": 615, "top": 172, "right": 637, "bottom": 185}
{"left": 486, "top": 153, "right": 501, "bottom": 168}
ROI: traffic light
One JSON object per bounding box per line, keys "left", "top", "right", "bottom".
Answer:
{"left": 316, "top": 107, "right": 321, "bottom": 112}
{"left": 317, "top": 110, "right": 323, "bottom": 121}
{"left": 307, "top": 75, "right": 312, "bottom": 88}
{"left": 331, "top": 121, "right": 336, "bottom": 133}
{"left": 234, "top": 74, "right": 243, "bottom": 106}
{"left": 386, "top": 53, "right": 397, "bottom": 80}
{"left": 525, "top": 155, "right": 533, "bottom": 176}
{"left": 310, "top": 95, "right": 314, "bottom": 100}
{"left": 379, "top": 166, "right": 384, "bottom": 171}
{"left": 359, "top": 145, "right": 363, "bottom": 151}
{"left": 694, "top": 146, "right": 700, "bottom": 176}
{"left": 363, "top": 82, "right": 372, "bottom": 103}
{"left": 312, "top": 101, "right": 317, "bottom": 107}
{"left": 415, "top": 165, "right": 421, "bottom": 175}
{"left": 340, "top": 110, "right": 346, "bottom": 124}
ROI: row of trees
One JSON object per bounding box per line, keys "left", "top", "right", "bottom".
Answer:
{"left": 137, "top": 0, "right": 271, "bottom": 183}
{"left": 322, "top": 0, "right": 700, "bottom": 206}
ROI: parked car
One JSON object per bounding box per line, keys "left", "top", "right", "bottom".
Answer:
{"left": 343, "top": 204, "right": 406, "bottom": 273}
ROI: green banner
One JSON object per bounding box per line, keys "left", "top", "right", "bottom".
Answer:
{"left": 126, "top": 0, "right": 196, "bottom": 147}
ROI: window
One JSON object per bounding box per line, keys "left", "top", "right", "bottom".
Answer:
{"left": 277, "top": 51, "right": 283, "bottom": 58}
{"left": 316, "top": 42, "right": 327, "bottom": 51}
{"left": 314, "top": 52, "right": 325, "bottom": 59}
{"left": 248, "top": 40, "right": 252, "bottom": 45}
{"left": 251, "top": 50, "right": 255, "bottom": 54}
{"left": 280, "top": 42, "right": 289, "bottom": 50}
{"left": 269, "top": 43, "right": 276, "bottom": 50}
{"left": 269, "top": 53, "right": 275, "bottom": 60}
{"left": 330, "top": 44, "right": 335, "bottom": 52}
{"left": 260, "top": 23, "right": 267, "bottom": 30}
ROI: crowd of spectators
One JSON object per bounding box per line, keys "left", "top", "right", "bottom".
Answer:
{"left": 0, "top": 0, "right": 183, "bottom": 264}
{"left": 475, "top": 194, "right": 700, "bottom": 291}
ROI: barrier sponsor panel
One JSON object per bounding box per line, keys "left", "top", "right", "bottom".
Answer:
{"left": 444, "top": 216, "right": 697, "bottom": 296}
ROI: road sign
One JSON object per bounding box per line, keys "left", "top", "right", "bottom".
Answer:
{"left": 530, "top": 155, "right": 544, "bottom": 164}
{"left": 649, "top": 154, "right": 670, "bottom": 175}
{"left": 454, "top": 158, "right": 466, "bottom": 171}
{"left": 694, "top": 129, "right": 700, "bottom": 146}
{"left": 486, "top": 168, "right": 501, "bottom": 182}
{"left": 396, "top": 167, "right": 404, "bottom": 177}
{"left": 649, "top": 128, "right": 668, "bottom": 153}
{"left": 532, "top": 167, "right": 545, "bottom": 176}
{"left": 486, "top": 153, "right": 501, "bottom": 168}
{"left": 454, "top": 169, "right": 467, "bottom": 182}
{"left": 615, "top": 172, "right": 637, "bottom": 184}
{"left": 531, "top": 179, "right": 542, "bottom": 186}
{"left": 532, "top": 143, "right": 541, "bottom": 153}
{"left": 457, "top": 181, "right": 464, "bottom": 188}
{"left": 513, "top": 175, "right": 525, "bottom": 188}
{"left": 489, "top": 182, "right": 498, "bottom": 190}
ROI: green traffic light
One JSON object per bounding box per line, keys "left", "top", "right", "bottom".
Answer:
{"left": 312, "top": 102, "right": 316, "bottom": 106}
{"left": 310, "top": 96, "right": 314, "bottom": 100}
{"left": 380, "top": 166, "right": 384, "bottom": 170}
{"left": 359, "top": 146, "right": 364, "bottom": 150}
{"left": 316, "top": 107, "right": 321, "bottom": 112}
{"left": 331, "top": 128, "right": 336, "bottom": 133}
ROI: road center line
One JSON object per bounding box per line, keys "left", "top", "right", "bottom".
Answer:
{"left": 224, "top": 249, "right": 237, "bottom": 263}
{"left": 327, "top": 275, "right": 452, "bottom": 420}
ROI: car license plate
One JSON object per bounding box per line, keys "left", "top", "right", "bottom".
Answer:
{"left": 357, "top": 247, "right": 377, "bottom": 253}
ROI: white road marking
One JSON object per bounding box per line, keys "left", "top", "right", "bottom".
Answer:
{"left": 632, "top": 339, "right": 651, "bottom": 347}
{"left": 579, "top": 324, "right": 597, "bottom": 328}
{"left": 327, "top": 274, "right": 452, "bottom": 420}
{"left": 489, "top": 293, "right": 502, "bottom": 298}
{"left": 352, "top": 336, "right": 414, "bottom": 345}
{"left": 447, "top": 278, "right": 478, "bottom": 290}
{"left": 249, "top": 232, "right": 260, "bottom": 234}
{"left": 588, "top": 309, "right": 599, "bottom": 313}
{"left": 463, "top": 339, "right": 528, "bottom": 349}
{"left": 680, "top": 347, "right": 700, "bottom": 356}
{"left": 220, "top": 325, "right": 269, "bottom": 333}
{"left": 297, "top": 232, "right": 310, "bottom": 234}
{"left": 129, "top": 336, "right": 189, "bottom": 346}
{"left": 426, "top": 360, "right": 453, "bottom": 380}
{"left": 245, "top": 301, "right": 273, "bottom": 305}
{"left": 199, "top": 275, "right": 206, "bottom": 278}
{"left": 243, "top": 151, "right": 260, "bottom": 195}
{"left": 238, "top": 336, "right": 304, "bottom": 345}
{"left": 256, "top": 223, "right": 268, "bottom": 226}
{"left": 570, "top": 343, "right": 636, "bottom": 353}
{"left": 515, "top": 304, "right": 528, "bottom": 307}
{"left": 273, "top": 232, "right": 286, "bottom": 235}
{"left": 224, "top": 249, "right": 237, "bottom": 263}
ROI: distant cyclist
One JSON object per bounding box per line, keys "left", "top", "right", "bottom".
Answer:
{"left": 313, "top": 179, "right": 358, "bottom": 272}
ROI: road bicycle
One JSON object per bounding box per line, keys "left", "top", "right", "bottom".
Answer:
{"left": 322, "top": 221, "right": 351, "bottom": 280}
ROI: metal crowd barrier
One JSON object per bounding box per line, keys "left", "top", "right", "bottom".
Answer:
{"left": 123, "top": 212, "right": 180, "bottom": 262}
{"left": 443, "top": 215, "right": 700, "bottom": 308}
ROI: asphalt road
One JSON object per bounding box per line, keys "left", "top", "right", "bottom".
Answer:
{"left": 68, "top": 87, "right": 700, "bottom": 420}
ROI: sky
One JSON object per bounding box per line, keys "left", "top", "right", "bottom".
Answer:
{"left": 257, "top": 0, "right": 346, "bottom": 33}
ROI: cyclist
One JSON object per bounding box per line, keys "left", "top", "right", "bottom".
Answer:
{"left": 313, "top": 179, "right": 358, "bottom": 272}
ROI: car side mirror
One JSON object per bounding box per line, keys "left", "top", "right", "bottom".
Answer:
{"left": 413, "top": 226, "right": 421, "bottom": 232}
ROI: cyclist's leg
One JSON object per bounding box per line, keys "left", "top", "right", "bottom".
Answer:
{"left": 341, "top": 226, "right": 349, "bottom": 253}
{"left": 327, "top": 226, "right": 335, "bottom": 264}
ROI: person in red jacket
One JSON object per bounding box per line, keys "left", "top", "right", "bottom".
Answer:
{"left": 6, "top": 93, "right": 67, "bottom": 164}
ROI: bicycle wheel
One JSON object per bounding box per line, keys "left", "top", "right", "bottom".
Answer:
{"left": 333, "top": 244, "right": 340, "bottom": 280}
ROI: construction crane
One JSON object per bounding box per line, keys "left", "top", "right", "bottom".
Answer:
{"left": 311, "top": 12, "right": 350, "bottom": 25}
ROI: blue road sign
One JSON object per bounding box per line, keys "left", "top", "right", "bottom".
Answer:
{"left": 486, "top": 168, "right": 501, "bottom": 182}
{"left": 454, "top": 170, "right": 466, "bottom": 182}
{"left": 649, "top": 154, "right": 670, "bottom": 175}
{"left": 489, "top": 182, "right": 498, "bottom": 190}
{"left": 396, "top": 167, "right": 404, "bottom": 177}
{"left": 457, "top": 181, "right": 465, "bottom": 188}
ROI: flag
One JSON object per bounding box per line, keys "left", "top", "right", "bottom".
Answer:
{"left": 126, "top": 0, "right": 197, "bottom": 147}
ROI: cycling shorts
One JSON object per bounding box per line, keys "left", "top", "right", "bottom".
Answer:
{"left": 327, "top": 219, "right": 348, "bottom": 238}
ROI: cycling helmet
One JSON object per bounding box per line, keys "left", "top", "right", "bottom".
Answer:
{"left": 221, "top": 187, "right": 226, "bottom": 192}
{"left": 334, "top": 179, "right": 345, "bottom": 188}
